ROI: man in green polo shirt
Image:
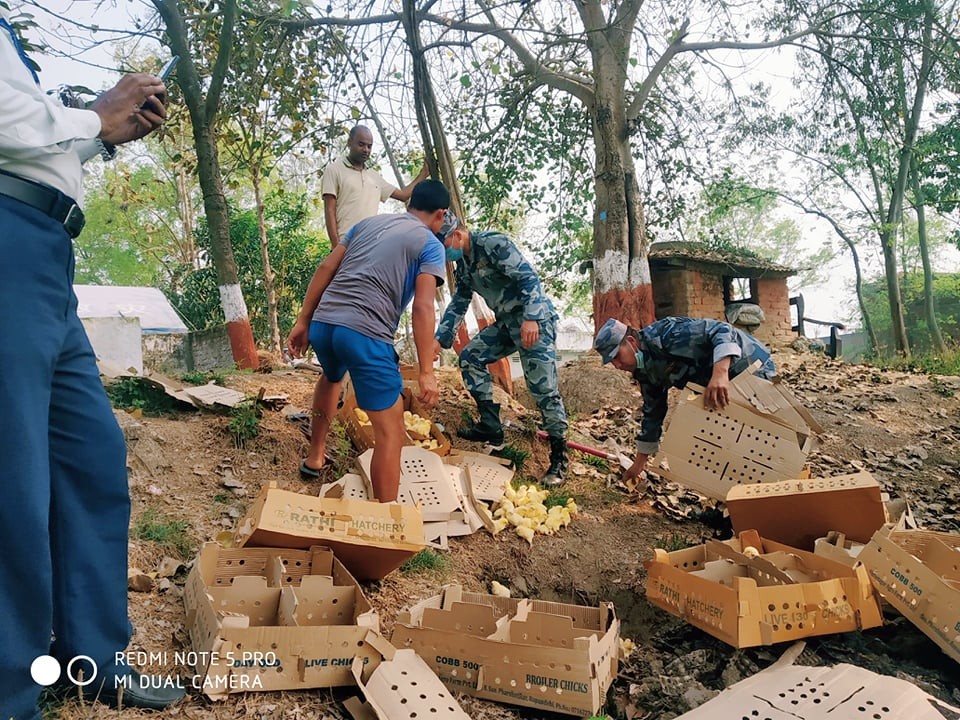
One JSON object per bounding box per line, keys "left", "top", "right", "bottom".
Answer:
{"left": 321, "top": 125, "right": 429, "bottom": 248}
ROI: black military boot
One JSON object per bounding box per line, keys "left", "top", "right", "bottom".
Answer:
{"left": 457, "top": 401, "right": 504, "bottom": 448}
{"left": 543, "top": 435, "right": 568, "bottom": 487}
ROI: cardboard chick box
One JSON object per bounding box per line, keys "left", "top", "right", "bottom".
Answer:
{"left": 340, "top": 387, "right": 450, "bottom": 456}
{"left": 235, "top": 484, "right": 426, "bottom": 580}
{"left": 726, "top": 472, "right": 887, "bottom": 551}
{"left": 182, "top": 543, "right": 380, "bottom": 698}
{"left": 391, "top": 584, "right": 620, "bottom": 717}
{"left": 858, "top": 525, "right": 960, "bottom": 664}
{"left": 651, "top": 371, "right": 822, "bottom": 500}
{"left": 644, "top": 530, "right": 883, "bottom": 648}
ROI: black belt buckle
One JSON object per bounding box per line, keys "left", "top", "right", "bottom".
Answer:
{"left": 63, "top": 203, "right": 85, "bottom": 238}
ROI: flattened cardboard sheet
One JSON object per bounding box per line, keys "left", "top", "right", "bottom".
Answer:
{"left": 358, "top": 447, "right": 460, "bottom": 522}
{"left": 651, "top": 372, "right": 819, "bottom": 500}
{"left": 859, "top": 525, "right": 960, "bottom": 664}
{"left": 676, "top": 662, "right": 960, "bottom": 719}
{"left": 726, "top": 472, "right": 886, "bottom": 550}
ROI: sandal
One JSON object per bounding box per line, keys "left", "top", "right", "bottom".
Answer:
{"left": 298, "top": 460, "right": 323, "bottom": 480}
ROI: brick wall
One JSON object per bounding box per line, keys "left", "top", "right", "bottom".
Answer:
{"left": 651, "top": 268, "right": 795, "bottom": 346}
{"left": 754, "top": 278, "right": 795, "bottom": 345}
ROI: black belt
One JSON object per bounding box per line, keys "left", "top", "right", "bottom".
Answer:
{"left": 0, "top": 169, "right": 85, "bottom": 238}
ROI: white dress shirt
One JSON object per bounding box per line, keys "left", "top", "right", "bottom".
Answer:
{"left": 0, "top": 7, "right": 102, "bottom": 204}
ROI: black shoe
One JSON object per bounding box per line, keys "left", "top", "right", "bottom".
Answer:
{"left": 457, "top": 401, "right": 504, "bottom": 448}
{"left": 543, "top": 435, "right": 568, "bottom": 487}
{"left": 86, "top": 669, "right": 187, "bottom": 710}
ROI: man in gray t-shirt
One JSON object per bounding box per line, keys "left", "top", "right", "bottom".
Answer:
{"left": 287, "top": 180, "right": 450, "bottom": 502}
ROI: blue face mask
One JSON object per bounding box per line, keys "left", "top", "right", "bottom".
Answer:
{"left": 635, "top": 350, "right": 645, "bottom": 371}
{"left": 445, "top": 246, "right": 464, "bottom": 262}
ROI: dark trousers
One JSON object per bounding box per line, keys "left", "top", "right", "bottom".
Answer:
{"left": 0, "top": 195, "right": 130, "bottom": 719}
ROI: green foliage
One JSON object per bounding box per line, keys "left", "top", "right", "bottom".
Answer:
{"left": 227, "top": 400, "right": 262, "bottom": 448}
{"left": 861, "top": 272, "right": 960, "bottom": 352}
{"left": 867, "top": 347, "right": 960, "bottom": 376}
{"left": 132, "top": 507, "right": 194, "bottom": 559}
{"left": 581, "top": 453, "right": 610, "bottom": 472}
{"left": 654, "top": 533, "right": 692, "bottom": 553}
{"left": 400, "top": 549, "right": 447, "bottom": 574}
{"left": 105, "top": 377, "right": 177, "bottom": 416}
{"left": 497, "top": 444, "right": 530, "bottom": 474}
{"left": 543, "top": 489, "right": 573, "bottom": 509}
{"left": 181, "top": 369, "right": 230, "bottom": 386}
{"left": 169, "top": 192, "right": 328, "bottom": 345}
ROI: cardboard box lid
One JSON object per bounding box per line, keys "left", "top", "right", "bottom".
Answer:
{"left": 235, "top": 485, "right": 426, "bottom": 581}
{"left": 676, "top": 661, "right": 960, "bottom": 719}
{"left": 358, "top": 447, "right": 461, "bottom": 522}
{"left": 347, "top": 632, "right": 471, "bottom": 720}
{"left": 726, "top": 472, "right": 886, "bottom": 549}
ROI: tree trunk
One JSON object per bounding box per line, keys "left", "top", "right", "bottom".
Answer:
{"left": 584, "top": 12, "right": 654, "bottom": 332}
{"left": 911, "top": 157, "right": 946, "bottom": 353}
{"left": 252, "top": 173, "right": 282, "bottom": 354}
{"left": 402, "top": 0, "right": 513, "bottom": 395}
{"left": 154, "top": 0, "right": 258, "bottom": 369}
{"left": 193, "top": 122, "right": 259, "bottom": 368}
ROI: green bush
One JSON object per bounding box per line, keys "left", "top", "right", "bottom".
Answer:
{"left": 105, "top": 377, "right": 176, "bottom": 416}
{"left": 227, "top": 400, "right": 262, "bottom": 448}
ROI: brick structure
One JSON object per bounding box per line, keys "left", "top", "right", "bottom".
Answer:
{"left": 648, "top": 242, "right": 797, "bottom": 346}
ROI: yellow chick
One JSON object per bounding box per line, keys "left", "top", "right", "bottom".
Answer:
{"left": 619, "top": 637, "right": 637, "bottom": 658}
{"left": 490, "top": 580, "right": 511, "bottom": 598}
{"left": 491, "top": 517, "right": 509, "bottom": 534}
{"left": 516, "top": 525, "right": 535, "bottom": 545}
{"left": 566, "top": 498, "right": 579, "bottom": 514}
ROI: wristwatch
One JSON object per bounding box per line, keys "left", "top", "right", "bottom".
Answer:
{"left": 95, "top": 137, "right": 117, "bottom": 161}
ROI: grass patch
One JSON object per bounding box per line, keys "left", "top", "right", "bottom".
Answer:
{"left": 497, "top": 444, "right": 530, "bottom": 473}
{"left": 105, "top": 377, "right": 177, "bottom": 416}
{"left": 132, "top": 507, "right": 194, "bottom": 558}
{"left": 653, "top": 532, "right": 692, "bottom": 553}
{"left": 212, "top": 492, "right": 232, "bottom": 504}
{"left": 330, "top": 420, "right": 355, "bottom": 476}
{"left": 581, "top": 453, "right": 611, "bottom": 472}
{"left": 181, "top": 369, "right": 230, "bottom": 386}
{"left": 400, "top": 549, "right": 447, "bottom": 574}
{"left": 867, "top": 346, "right": 960, "bottom": 376}
{"left": 227, "top": 399, "right": 262, "bottom": 448}
{"left": 544, "top": 489, "right": 573, "bottom": 509}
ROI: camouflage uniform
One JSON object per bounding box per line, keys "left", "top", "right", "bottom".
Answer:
{"left": 624, "top": 317, "right": 775, "bottom": 455}
{"left": 436, "top": 231, "right": 567, "bottom": 437}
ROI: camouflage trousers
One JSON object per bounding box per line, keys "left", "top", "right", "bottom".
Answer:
{"left": 459, "top": 316, "right": 568, "bottom": 438}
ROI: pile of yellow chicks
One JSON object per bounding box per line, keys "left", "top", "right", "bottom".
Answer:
{"left": 491, "top": 483, "right": 578, "bottom": 545}
{"left": 354, "top": 407, "right": 440, "bottom": 449}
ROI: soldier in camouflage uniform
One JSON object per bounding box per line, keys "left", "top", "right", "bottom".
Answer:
{"left": 593, "top": 316, "right": 776, "bottom": 483}
{"left": 434, "top": 212, "right": 569, "bottom": 485}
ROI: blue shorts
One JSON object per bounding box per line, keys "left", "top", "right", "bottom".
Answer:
{"left": 309, "top": 322, "right": 403, "bottom": 411}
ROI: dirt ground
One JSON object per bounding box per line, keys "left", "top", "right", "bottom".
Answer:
{"left": 49, "top": 346, "right": 960, "bottom": 720}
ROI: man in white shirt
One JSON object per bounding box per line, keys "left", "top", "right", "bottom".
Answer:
{"left": 320, "top": 124, "right": 429, "bottom": 248}
{"left": 0, "top": 9, "right": 184, "bottom": 717}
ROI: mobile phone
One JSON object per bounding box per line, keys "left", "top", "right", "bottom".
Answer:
{"left": 157, "top": 56, "right": 179, "bottom": 82}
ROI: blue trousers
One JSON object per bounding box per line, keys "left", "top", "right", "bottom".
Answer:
{"left": 0, "top": 196, "right": 131, "bottom": 719}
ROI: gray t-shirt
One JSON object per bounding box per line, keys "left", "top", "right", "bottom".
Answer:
{"left": 313, "top": 213, "right": 446, "bottom": 343}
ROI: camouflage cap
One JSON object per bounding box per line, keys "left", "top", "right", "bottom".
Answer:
{"left": 593, "top": 318, "right": 628, "bottom": 364}
{"left": 436, "top": 209, "right": 460, "bottom": 241}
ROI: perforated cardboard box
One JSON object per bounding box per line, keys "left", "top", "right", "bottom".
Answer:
{"left": 644, "top": 530, "right": 883, "bottom": 648}
{"left": 182, "top": 543, "right": 380, "bottom": 698}
{"left": 651, "top": 372, "right": 822, "bottom": 500}
{"left": 391, "top": 584, "right": 620, "bottom": 717}
{"left": 676, "top": 661, "right": 960, "bottom": 719}
{"left": 344, "top": 632, "right": 473, "bottom": 720}
{"left": 726, "top": 472, "right": 886, "bottom": 550}
{"left": 340, "top": 387, "right": 450, "bottom": 456}
{"left": 858, "top": 525, "right": 960, "bottom": 664}
{"left": 235, "top": 484, "right": 426, "bottom": 580}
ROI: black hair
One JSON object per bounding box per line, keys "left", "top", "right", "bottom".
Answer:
{"left": 409, "top": 180, "right": 450, "bottom": 213}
